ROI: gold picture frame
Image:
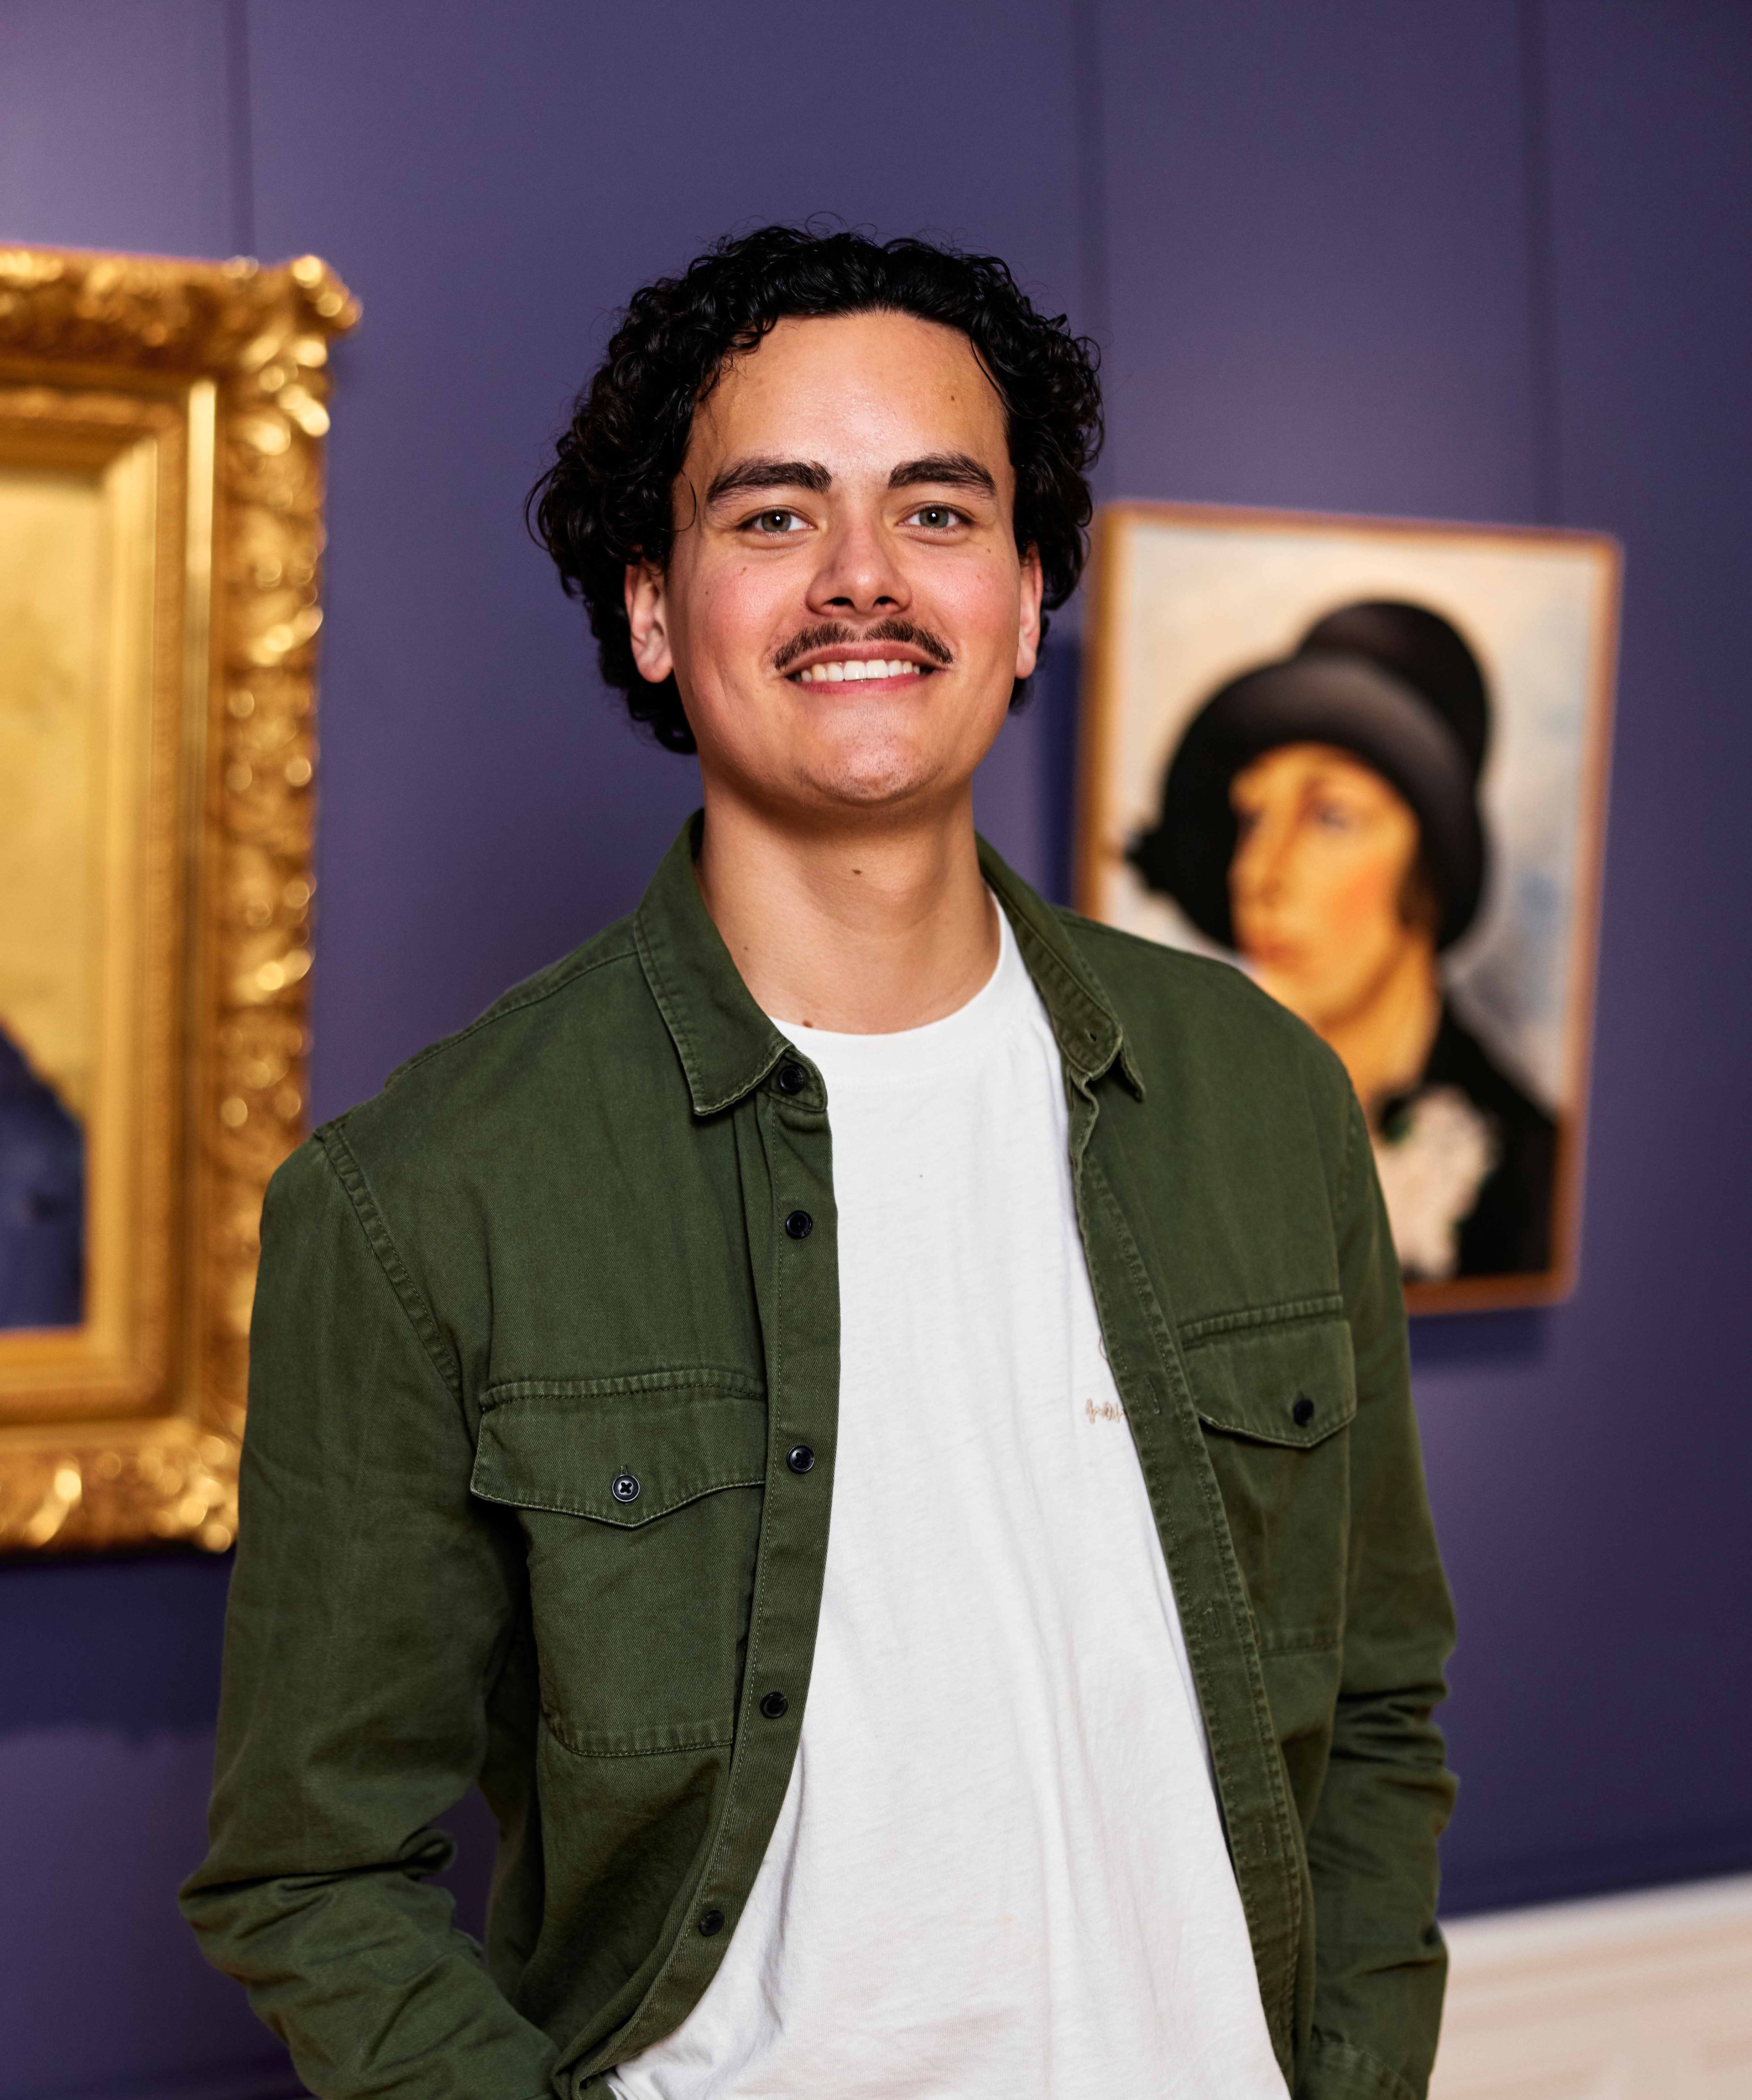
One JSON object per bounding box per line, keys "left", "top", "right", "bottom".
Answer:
{"left": 1077, "top": 500, "right": 1619, "bottom": 1317}
{"left": 0, "top": 245, "right": 357, "bottom": 1551}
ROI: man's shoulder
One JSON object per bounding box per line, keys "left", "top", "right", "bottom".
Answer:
{"left": 313, "top": 911, "right": 656, "bottom": 1172}
{"left": 1051, "top": 905, "right": 1345, "bottom": 1085}
{"left": 1048, "top": 906, "right": 1361, "bottom": 1219}
{"left": 387, "top": 915, "right": 647, "bottom": 1091}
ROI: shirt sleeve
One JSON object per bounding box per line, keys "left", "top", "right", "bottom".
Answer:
{"left": 179, "top": 1133, "right": 558, "bottom": 2100}
{"left": 1300, "top": 1090, "right": 1459, "bottom": 2100}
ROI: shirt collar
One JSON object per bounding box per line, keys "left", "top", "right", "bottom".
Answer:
{"left": 976, "top": 835, "right": 1142, "bottom": 1098}
{"left": 633, "top": 813, "right": 1140, "bottom": 1118}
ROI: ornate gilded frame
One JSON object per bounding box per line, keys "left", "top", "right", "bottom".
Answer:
{"left": 0, "top": 246, "right": 357, "bottom": 1551}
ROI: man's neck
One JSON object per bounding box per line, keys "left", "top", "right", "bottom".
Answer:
{"left": 693, "top": 787, "right": 1000, "bottom": 1034}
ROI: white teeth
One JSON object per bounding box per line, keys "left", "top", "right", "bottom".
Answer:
{"left": 796, "top": 659, "right": 923, "bottom": 684}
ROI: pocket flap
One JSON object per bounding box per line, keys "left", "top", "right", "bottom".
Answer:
{"left": 1184, "top": 1316, "right": 1357, "bottom": 1448}
{"left": 472, "top": 1384, "right": 767, "bottom": 1527}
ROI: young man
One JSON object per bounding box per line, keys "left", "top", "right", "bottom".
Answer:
{"left": 184, "top": 227, "right": 1456, "bottom": 2100}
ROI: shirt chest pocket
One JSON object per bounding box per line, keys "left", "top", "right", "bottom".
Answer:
{"left": 1183, "top": 1315, "right": 1357, "bottom": 1653}
{"left": 471, "top": 1378, "right": 768, "bottom": 1756}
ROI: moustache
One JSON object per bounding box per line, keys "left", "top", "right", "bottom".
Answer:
{"left": 772, "top": 618, "right": 954, "bottom": 677}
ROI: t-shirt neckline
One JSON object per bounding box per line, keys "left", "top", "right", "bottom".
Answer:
{"left": 764, "top": 901, "right": 1032, "bottom": 1086}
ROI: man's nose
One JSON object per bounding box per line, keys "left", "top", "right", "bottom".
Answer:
{"left": 806, "top": 513, "right": 911, "bottom": 617}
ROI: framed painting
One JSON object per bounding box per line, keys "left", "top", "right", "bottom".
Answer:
{"left": 0, "top": 244, "right": 356, "bottom": 1550}
{"left": 1077, "top": 501, "right": 1619, "bottom": 1315}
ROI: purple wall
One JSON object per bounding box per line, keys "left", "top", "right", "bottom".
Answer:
{"left": 2, "top": 2, "right": 1749, "bottom": 2093}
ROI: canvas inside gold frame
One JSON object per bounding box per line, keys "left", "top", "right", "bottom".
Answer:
{"left": 1074, "top": 499, "right": 1620, "bottom": 1319}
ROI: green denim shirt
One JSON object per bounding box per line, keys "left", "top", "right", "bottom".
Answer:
{"left": 182, "top": 819, "right": 1456, "bottom": 2100}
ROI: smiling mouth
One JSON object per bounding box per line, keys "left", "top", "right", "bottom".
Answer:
{"left": 775, "top": 619, "right": 952, "bottom": 686}
{"left": 793, "top": 658, "right": 928, "bottom": 685}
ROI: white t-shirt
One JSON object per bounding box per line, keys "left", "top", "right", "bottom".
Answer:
{"left": 611, "top": 907, "right": 1285, "bottom": 2100}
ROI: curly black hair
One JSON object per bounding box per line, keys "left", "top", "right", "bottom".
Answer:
{"left": 529, "top": 224, "right": 1104, "bottom": 754}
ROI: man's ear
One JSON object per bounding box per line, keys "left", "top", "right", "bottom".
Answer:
{"left": 1014, "top": 544, "right": 1045, "bottom": 683}
{"left": 625, "top": 560, "right": 674, "bottom": 685}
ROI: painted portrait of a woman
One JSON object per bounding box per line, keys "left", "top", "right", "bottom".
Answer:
{"left": 1127, "top": 600, "right": 1557, "bottom": 1284}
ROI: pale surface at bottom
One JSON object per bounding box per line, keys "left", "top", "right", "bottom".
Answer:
{"left": 1432, "top": 1874, "right": 1752, "bottom": 2100}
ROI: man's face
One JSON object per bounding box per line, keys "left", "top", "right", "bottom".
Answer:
{"left": 626, "top": 311, "right": 1042, "bottom": 822}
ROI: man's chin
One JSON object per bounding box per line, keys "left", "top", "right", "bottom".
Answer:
{"left": 795, "top": 775, "right": 945, "bottom": 822}
{"left": 784, "top": 737, "right": 968, "bottom": 816}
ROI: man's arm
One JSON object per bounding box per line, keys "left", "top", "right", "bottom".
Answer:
{"left": 179, "top": 1134, "right": 558, "bottom": 2100}
{"left": 1301, "top": 1091, "right": 1459, "bottom": 2100}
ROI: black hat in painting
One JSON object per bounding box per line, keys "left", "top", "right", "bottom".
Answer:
{"left": 1127, "top": 599, "right": 1491, "bottom": 951}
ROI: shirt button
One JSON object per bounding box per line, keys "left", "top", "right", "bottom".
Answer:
{"left": 784, "top": 1209, "right": 813, "bottom": 1240}
{"left": 698, "top": 1907, "right": 725, "bottom": 1937}
{"left": 775, "top": 1061, "right": 808, "bottom": 1095}
{"left": 760, "top": 1690, "right": 789, "bottom": 1719}
{"left": 610, "top": 1471, "right": 640, "bottom": 1503}
{"left": 786, "top": 1444, "right": 815, "bottom": 1474}
{"left": 1291, "top": 1396, "right": 1315, "bottom": 1427}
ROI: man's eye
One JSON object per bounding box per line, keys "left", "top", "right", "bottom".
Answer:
{"left": 748, "top": 509, "right": 806, "bottom": 535}
{"left": 908, "top": 504, "right": 962, "bottom": 530}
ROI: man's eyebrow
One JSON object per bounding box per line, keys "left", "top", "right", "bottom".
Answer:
{"left": 704, "top": 458, "right": 832, "bottom": 505}
{"left": 888, "top": 453, "right": 999, "bottom": 498}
